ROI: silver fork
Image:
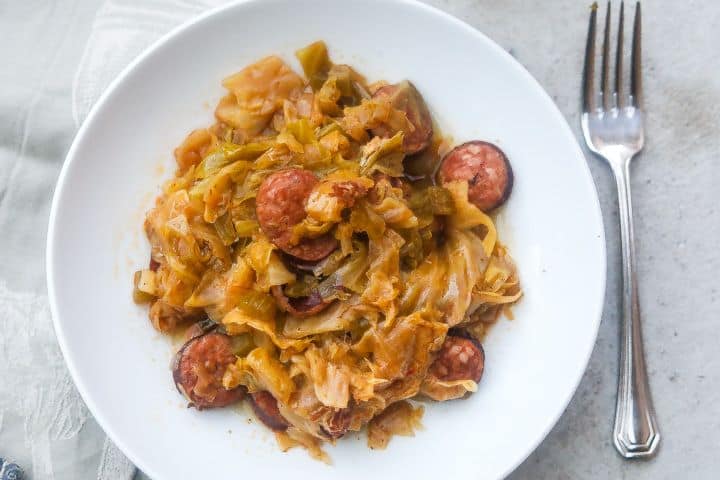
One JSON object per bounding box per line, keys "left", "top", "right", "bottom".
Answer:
{"left": 581, "top": 1, "right": 660, "bottom": 458}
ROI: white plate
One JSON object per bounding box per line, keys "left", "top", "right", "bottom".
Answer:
{"left": 47, "top": 1, "right": 605, "bottom": 478}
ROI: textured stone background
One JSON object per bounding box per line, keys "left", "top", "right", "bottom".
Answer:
{"left": 0, "top": 1, "right": 718, "bottom": 478}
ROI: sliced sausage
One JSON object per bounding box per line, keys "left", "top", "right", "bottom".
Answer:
{"left": 249, "top": 391, "right": 289, "bottom": 432}
{"left": 271, "top": 285, "right": 331, "bottom": 317}
{"left": 429, "top": 335, "right": 485, "bottom": 383}
{"left": 256, "top": 168, "right": 338, "bottom": 261}
{"left": 172, "top": 332, "right": 245, "bottom": 409}
{"left": 438, "top": 141, "right": 513, "bottom": 212}
{"left": 371, "top": 81, "right": 433, "bottom": 155}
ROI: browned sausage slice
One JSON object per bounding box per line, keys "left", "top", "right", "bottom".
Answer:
{"left": 249, "top": 391, "right": 289, "bottom": 432}
{"left": 438, "top": 141, "right": 513, "bottom": 212}
{"left": 256, "top": 168, "right": 338, "bottom": 261}
{"left": 172, "top": 332, "right": 245, "bottom": 409}
{"left": 429, "top": 335, "right": 485, "bottom": 383}
{"left": 371, "top": 81, "right": 433, "bottom": 155}
{"left": 271, "top": 285, "right": 331, "bottom": 317}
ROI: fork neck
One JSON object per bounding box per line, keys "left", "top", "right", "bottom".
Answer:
{"left": 606, "top": 149, "right": 634, "bottom": 173}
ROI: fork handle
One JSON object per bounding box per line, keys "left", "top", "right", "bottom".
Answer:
{"left": 611, "top": 158, "right": 660, "bottom": 458}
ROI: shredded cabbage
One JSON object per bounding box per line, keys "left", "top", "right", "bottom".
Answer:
{"left": 244, "top": 237, "right": 296, "bottom": 291}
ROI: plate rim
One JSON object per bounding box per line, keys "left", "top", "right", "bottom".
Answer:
{"left": 46, "top": 0, "right": 607, "bottom": 478}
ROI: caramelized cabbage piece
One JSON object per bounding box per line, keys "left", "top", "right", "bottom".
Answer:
{"left": 292, "top": 241, "right": 366, "bottom": 307}
{"left": 174, "top": 129, "right": 214, "bottom": 172}
{"left": 361, "top": 229, "right": 404, "bottom": 321}
{"left": 222, "top": 304, "right": 307, "bottom": 351}
{"left": 305, "top": 345, "right": 352, "bottom": 408}
{"left": 340, "top": 99, "right": 413, "bottom": 144}
{"left": 295, "top": 41, "right": 331, "bottom": 91}
{"left": 359, "top": 132, "right": 405, "bottom": 176}
{"left": 316, "top": 64, "right": 368, "bottom": 113}
{"left": 233, "top": 219, "right": 259, "bottom": 238}
{"left": 275, "top": 117, "right": 334, "bottom": 169}
{"left": 276, "top": 428, "right": 330, "bottom": 464}
{"left": 445, "top": 180, "right": 497, "bottom": 255}
{"left": 420, "top": 376, "right": 478, "bottom": 401}
{"left": 367, "top": 401, "right": 424, "bottom": 450}
{"left": 234, "top": 290, "right": 277, "bottom": 320}
{"left": 408, "top": 184, "right": 455, "bottom": 223}
{"left": 184, "top": 270, "right": 227, "bottom": 308}
{"left": 317, "top": 76, "right": 342, "bottom": 115}
{"left": 245, "top": 237, "right": 296, "bottom": 291}
{"left": 349, "top": 200, "right": 385, "bottom": 241}
{"left": 369, "top": 177, "right": 418, "bottom": 229}
{"left": 224, "top": 347, "right": 295, "bottom": 403}
{"left": 216, "top": 56, "right": 304, "bottom": 137}
{"left": 400, "top": 229, "right": 488, "bottom": 326}
{"left": 304, "top": 171, "right": 373, "bottom": 222}
{"left": 353, "top": 306, "right": 447, "bottom": 385}
{"left": 213, "top": 213, "right": 237, "bottom": 246}
{"left": 133, "top": 269, "right": 158, "bottom": 302}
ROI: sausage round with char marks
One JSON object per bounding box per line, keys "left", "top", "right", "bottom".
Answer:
{"left": 256, "top": 168, "right": 338, "bottom": 261}
{"left": 172, "top": 332, "right": 245, "bottom": 409}
{"left": 438, "top": 141, "right": 513, "bottom": 212}
{"left": 249, "top": 391, "right": 289, "bottom": 432}
{"left": 429, "top": 335, "right": 485, "bottom": 383}
{"left": 371, "top": 81, "right": 433, "bottom": 155}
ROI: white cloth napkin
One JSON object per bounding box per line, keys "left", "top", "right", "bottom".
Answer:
{"left": 72, "top": 1, "right": 229, "bottom": 477}
{"left": 73, "top": 0, "right": 228, "bottom": 127}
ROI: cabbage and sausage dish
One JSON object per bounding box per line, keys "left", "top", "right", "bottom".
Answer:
{"left": 133, "top": 41, "right": 521, "bottom": 458}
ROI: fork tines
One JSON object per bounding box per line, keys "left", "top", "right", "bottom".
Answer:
{"left": 583, "top": 2, "right": 642, "bottom": 112}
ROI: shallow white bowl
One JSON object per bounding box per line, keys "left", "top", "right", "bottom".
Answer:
{"left": 47, "top": 1, "right": 605, "bottom": 478}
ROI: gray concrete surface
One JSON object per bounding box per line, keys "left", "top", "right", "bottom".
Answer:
{"left": 0, "top": 0, "right": 718, "bottom": 478}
